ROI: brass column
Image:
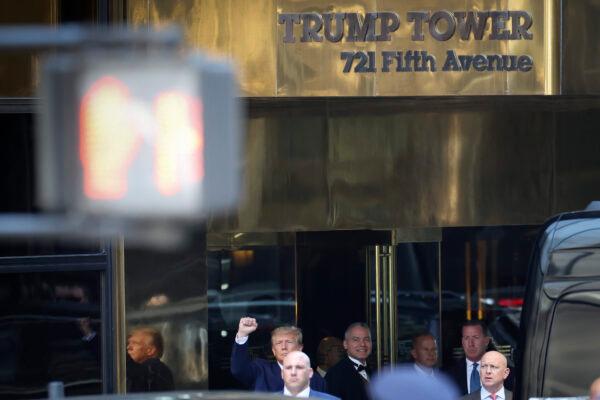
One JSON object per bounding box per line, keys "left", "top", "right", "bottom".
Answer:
{"left": 371, "top": 244, "right": 397, "bottom": 370}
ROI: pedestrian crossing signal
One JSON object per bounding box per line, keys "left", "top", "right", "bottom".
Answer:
{"left": 78, "top": 76, "right": 204, "bottom": 200}
{"left": 38, "top": 52, "right": 240, "bottom": 221}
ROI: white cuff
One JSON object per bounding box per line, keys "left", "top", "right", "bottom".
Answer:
{"left": 235, "top": 335, "right": 249, "bottom": 345}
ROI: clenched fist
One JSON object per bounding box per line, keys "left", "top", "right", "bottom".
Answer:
{"left": 237, "top": 317, "right": 258, "bottom": 338}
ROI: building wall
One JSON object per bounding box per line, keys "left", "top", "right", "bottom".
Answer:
{"left": 208, "top": 97, "right": 600, "bottom": 232}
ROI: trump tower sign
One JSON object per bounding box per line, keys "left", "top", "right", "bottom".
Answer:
{"left": 127, "top": 0, "right": 555, "bottom": 96}
{"left": 272, "top": 0, "right": 551, "bottom": 96}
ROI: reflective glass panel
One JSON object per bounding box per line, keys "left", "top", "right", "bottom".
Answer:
{"left": 395, "top": 242, "right": 440, "bottom": 363}
{"left": 0, "top": 270, "right": 102, "bottom": 399}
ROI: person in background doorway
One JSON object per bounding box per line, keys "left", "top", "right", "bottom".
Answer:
{"left": 445, "top": 321, "right": 491, "bottom": 396}
{"left": 230, "top": 316, "right": 326, "bottom": 392}
{"left": 316, "top": 336, "right": 345, "bottom": 377}
{"left": 127, "top": 327, "right": 174, "bottom": 392}
{"left": 325, "top": 322, "right": 373, "bottom": 400}
{"left": 281, "top": 351, "right": 340, "bottom": 399}
{"left": 410, "top": 332, "right": 438, "bottom": 378}
{"left": 460, "top": 351, "right": 512, "bottom": 400}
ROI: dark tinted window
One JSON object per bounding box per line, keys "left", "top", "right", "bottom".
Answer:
{"left": 543, "top": 292, "right": 600, "bottom": 396}
{"left": 0, "top": 271, "right": 102, "bottom": 399}
{"left": 0, "top": 113, "right": 103, "bottom": 256}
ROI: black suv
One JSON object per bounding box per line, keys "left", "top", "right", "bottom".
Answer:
{"left": 519, "top": 206, "right": 600, "bottom": 399}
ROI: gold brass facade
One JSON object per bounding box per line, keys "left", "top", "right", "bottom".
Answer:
{"left": 127, "top": 0, "right": 278, "bottom": 96}
{"left": 207, "top": 97, "right": 600, "bottom": 232}
{"left": 127, "top": 0, "right": 556, "bottom": 96}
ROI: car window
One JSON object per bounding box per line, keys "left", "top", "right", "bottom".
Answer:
{"left": 540, "top": 218, "right": 600, "bottom": 274}
{"left": 543, "top": 291, "right": 600, "bottom": 397}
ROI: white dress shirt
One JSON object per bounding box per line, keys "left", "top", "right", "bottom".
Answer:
{"left": 284, "top": 385, "right": 311, "bottom": 398}
{"left": 480, "top": 386, "right": 506, "bottom": 400}
{"left": 235, "top": 335, "right": 249, "bottom": 345}
{"left": 413, "top": 363, "right": 435, "bottom": 377}
{"left": 348, "top": 356, "right": 369, "bottom": 381}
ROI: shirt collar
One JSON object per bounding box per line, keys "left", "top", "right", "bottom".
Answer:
{"left": 348, "top": 356, "right": 366, "bottom": 366}
{"left": 480, "top": 385, "right": 505, "bottom": 400}
{"left": 278, "top": 362, "right": 283, "bottom": 370}
{"left": 413, "top": 363, "right": 435, "bottom": 376}
{"left": 466, "top": 358, "right": 480, "bottom": 368}
{"left": 284, "top": 385, "right": 311, "bottom": 398}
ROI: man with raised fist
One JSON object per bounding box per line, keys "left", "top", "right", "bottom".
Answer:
{"left": 230, "top": 316, "right": 327, "bottom": 392}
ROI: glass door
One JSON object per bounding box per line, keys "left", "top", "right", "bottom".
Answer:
{"left": 367, "top": 230, "right": 441, "bottom": 370}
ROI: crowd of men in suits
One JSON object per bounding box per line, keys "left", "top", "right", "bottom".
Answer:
{"left": 230, "top": 317, "right": 513, "bottom": 400}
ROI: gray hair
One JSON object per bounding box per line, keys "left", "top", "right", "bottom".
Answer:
{"left": 344, "top": 322, "right": 371, "bottom": 340}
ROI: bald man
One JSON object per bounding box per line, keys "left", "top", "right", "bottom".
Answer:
{"left": 461, "top": 351, "right": 512, "bottom": 400}
{"left": 410, "top": 333, "right": 438, "bottom": 377}
{"left": 281, "top": 351, "right": 339, "bottom": 399}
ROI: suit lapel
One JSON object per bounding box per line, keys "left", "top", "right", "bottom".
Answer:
{"left": 461, "top": 358, "right": 469, "bottom": 394}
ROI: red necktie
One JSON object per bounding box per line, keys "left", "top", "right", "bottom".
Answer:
{"left": 491, "top": 393, "right": 497, "bottom": 400}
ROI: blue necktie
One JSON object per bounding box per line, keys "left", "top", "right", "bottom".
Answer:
{"left": 470, "top": 362, "right": 481, "bottom": 393}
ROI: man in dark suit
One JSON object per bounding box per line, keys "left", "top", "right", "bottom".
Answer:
{"left": 461, "top": 351, "right": 512, "bottom": 400}
{"left": 325, "top": 322, "right": 372, "bottom": 400}
{"left": 446, "top": 321, "right": 491, "bottom": 396}
{"left": 281, "top": 351, "right": 340, "bottom": 399}
{"left": 126, "top": 327, "right": 174, "bottom": 392}
{"left": 230, "top": 316, "right": 326, "bottom": 392}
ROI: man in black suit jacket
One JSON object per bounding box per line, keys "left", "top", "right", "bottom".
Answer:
{"left": 127, "top": 327, "right": 174, "bottom": 392}
{"left": 326, "top": 322, "right": 373, "bottom": 400}
{"left": 461, "top": 351, "right": 512, "bottom": 400}
{"left": 446, "top": 321, "right": 491, "bottom": 396}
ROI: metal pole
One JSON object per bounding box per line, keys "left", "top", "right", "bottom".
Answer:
{"left": 0, "top": 25, "right": 182, "bottom": 50}
{"left": 47, "top": 381, "right": 64, "bottom": 399}
{"left": 375, "top": 245, "right": 382, "bottom": 370}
